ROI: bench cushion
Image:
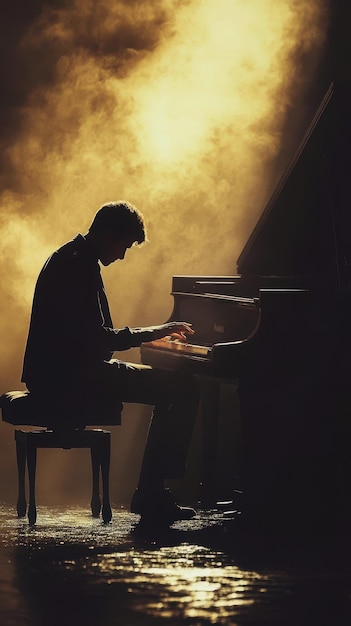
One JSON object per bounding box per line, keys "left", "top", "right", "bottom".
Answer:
{"left": 0, "top": 390, "right": 122, "bottom": 427}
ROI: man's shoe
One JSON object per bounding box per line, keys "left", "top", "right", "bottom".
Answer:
{"left": 131, "top": 487, "right": 196, "bottom": 527}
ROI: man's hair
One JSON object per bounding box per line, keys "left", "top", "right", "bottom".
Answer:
{"left": 89, "top": 201, "right": 146, "bottom": 244}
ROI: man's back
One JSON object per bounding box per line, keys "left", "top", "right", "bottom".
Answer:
{"left": 22, "top": 234, "right": 113, "bottom": 392}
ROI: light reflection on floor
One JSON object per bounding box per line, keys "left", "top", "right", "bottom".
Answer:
{"left": 94, "top": 543, "right": 270, "bottom": 623}
{"left": 0, "top": 503, "right": 350, "bottom": 625}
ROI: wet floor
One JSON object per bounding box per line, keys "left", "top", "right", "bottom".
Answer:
{"left": 0, "top": 502, "right": 351, "bottom": 626}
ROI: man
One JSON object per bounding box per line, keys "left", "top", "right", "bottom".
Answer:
{"left": 22, "top": 201, "right": 200, "bottom": 528}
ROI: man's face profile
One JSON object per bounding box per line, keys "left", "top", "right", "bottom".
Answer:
{"left": 99, "top": 232, "right": 135, "bottom": 266}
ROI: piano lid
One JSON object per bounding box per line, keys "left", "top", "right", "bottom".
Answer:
{"left": 237, "top": 81, "right": 351, "bottom": 291}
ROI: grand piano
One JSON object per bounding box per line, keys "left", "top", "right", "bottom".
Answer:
{"left": 141, "top": 81, "right": 351, "bottom": 534}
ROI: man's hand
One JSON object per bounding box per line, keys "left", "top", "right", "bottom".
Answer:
{"left": 149, "top": 322, "right": 195, "bottom": 342}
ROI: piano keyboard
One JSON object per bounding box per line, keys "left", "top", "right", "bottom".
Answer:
{"left": 142, "top": 337, "right": 212, "bottom": 357}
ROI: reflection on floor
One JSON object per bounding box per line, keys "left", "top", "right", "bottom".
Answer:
{"left": 0, "top": 503, "right": 350, "bottom": 626}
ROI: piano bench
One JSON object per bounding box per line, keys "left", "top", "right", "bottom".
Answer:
{"left": 0, "top": 390, "right": 122, "bottom": 526}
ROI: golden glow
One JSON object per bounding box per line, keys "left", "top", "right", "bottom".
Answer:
{"left": 133, "top": 0, "right": 291, "bottom": 167}
{"left": 0, "top": 0, "right": 329, "bottom": 305}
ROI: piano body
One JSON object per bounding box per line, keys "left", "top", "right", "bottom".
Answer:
{"left": 141, "top": 81, "right": 351, "bottom": 533}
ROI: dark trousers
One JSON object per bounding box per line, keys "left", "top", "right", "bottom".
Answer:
{"left": 28, "top": 360, "right": 200, "bottom": 492}
{"left": 107, "top": 360, "right": 200, "bottom": 491}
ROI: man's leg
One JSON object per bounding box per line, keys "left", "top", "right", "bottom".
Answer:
{"left": 107, "top": 360, "right": 200, "bottom": 525}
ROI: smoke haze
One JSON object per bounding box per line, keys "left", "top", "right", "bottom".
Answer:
{"left": 0, "top": 0, "right": 330, "bottom": 504}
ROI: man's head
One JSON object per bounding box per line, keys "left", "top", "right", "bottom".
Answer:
{"left": 88, "top": 201, "right": 146, "bottom": 266}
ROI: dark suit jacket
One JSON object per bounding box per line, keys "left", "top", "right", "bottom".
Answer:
{"left": 22, "top": 234, "right": 150, "bottom": 395}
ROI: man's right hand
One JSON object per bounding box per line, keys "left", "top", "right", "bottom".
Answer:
{"left": 148, "top": 322, "right": 194, "bottom": 342}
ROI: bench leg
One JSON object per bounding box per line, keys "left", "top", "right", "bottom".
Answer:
{"left": 15, "top": 431, "right": 27, "bottom": 518}
{"left": 100, "top": 435, "right": 112, "bottom": 524}
{"left": 90, "top": 446, "right": 101, "bottom": 517}
{"left": 91, "top": 437, "right": 112, "bottom": 523}
{"left": 27, "top": 442, "right": 37, "bottom": 525}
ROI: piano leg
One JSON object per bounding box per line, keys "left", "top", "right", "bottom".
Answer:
{"left": 198, "top": 379, "right": 221, "bottom": 507}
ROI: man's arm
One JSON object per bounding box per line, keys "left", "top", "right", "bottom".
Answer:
{"left": 102, "top": 322, "right": 194, "bottom": 351}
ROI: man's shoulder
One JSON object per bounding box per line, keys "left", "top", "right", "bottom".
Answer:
{"left": 56, "top": 234, "right": 86, "bottom": 258}
{"left": 50, "top": 235, "right": 94, "bottom": 265}
{"left": 40, "top": 235, "right": 98, "bottom": 281}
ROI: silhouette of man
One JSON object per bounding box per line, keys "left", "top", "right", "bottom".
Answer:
{"left": 21, "top": 201, "right": 199, "bottom": 528}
